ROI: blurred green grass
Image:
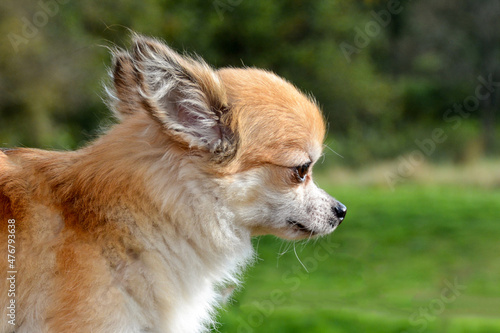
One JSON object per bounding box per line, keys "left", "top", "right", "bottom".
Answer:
{"left": 214, "top": 183, "right": 500, "bottom": 333}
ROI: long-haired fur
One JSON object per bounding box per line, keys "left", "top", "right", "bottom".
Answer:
{"left": 0, "top": 34, "right": 342, "bottom": 333}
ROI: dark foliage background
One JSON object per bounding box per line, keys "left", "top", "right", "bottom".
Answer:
{"left": 1, "top": 0, "right": 498, "bottom": 167}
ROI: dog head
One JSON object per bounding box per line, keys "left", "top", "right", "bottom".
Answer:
{"left": 111, "top": 35, "right": 346, "bottom": 240}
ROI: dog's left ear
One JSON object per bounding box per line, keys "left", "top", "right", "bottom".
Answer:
{"left": 128, "top": 35, "right": 234, "bottom": 157}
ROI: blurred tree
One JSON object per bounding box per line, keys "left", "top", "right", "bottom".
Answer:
{"left": 393, "top": 0, "right": 500, "bottom": 154}
{"left": 0, "top": 0, "right": 497, "bottom": 164}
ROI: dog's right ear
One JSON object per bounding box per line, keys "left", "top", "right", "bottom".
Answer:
{"left": 111, "top": 35, "right": 235, "bottom": 160}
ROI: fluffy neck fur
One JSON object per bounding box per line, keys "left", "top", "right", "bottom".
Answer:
{"left": 41, "top": 113, "right": 254, "bottom": 332}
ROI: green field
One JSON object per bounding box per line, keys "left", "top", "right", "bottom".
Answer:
{"left": 214, "top": 184, "right": 500, "bottom": 333}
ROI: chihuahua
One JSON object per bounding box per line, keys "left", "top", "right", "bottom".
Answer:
{"left": 0, "top": 34, "right": 346, "bottom": 333}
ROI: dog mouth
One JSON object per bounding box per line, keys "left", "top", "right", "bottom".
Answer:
{"left": 286, "top": 219, "right": 318, "bottom": 235}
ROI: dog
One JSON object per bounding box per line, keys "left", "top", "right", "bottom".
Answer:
{"left": 0, "top": 34, "right": 346, "bottom": 333}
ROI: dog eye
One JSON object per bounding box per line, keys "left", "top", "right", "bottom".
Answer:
{"left": 294, "top": 162, "right": 311, "bottom": 182}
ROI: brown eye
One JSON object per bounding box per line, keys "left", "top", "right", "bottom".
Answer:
{"left": 294, "top": 162, "right": 311, "bottom": 182}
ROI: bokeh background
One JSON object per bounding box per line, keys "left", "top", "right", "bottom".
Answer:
{"left": 1, "top": 0, "right": 499, "bottom": 332}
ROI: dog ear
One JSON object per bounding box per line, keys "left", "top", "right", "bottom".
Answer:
{"left": 111, "top": 51, "right": 143, "bottom": 119}
{"left": 124, "top": 35, "right": 234, "bottom": 157}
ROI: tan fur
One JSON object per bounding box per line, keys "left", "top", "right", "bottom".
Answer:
{"left": 0, "top": 35, "right": 345, "bottom": 333}
{"left": 219, "top": 68, "right": 326, "bottom": 172}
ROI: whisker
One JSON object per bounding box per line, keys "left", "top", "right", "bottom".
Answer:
{"left": 299, "top": 237, "right": 310, "bottom": 250}
{"left": 307, "top": 232, "right": 314, "bottom": 244}
{"left": 254, "top": 236, "right": 262, "bottom": 253}
{"left": 278, "top": 241, "right": 293, "bottom": 257}
{"left": 320, "top": 152, "right": 326, "bottom": 164}
{"left": 294, "top": 243, "right": 309, "bottom": 273}
{"left": 323, "top": 143, "right": 344, "bottom": 159}
{"left": 277, "top": 240, "right": 293, "bottom": 268}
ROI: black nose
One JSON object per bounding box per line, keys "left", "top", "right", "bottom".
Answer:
{"left": 333, "top": 202, "right": 347, "bottom": 223}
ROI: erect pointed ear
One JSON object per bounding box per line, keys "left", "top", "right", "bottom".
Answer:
{"left": 129, "top": 34, "right": 235, "bottom": 158}
{"left": 111, "top": 51, "right": 143, "bottom": 119}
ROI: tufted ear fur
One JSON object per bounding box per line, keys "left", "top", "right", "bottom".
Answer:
{"left": 111, "top": 51, "right": 142, "bottom": 119}
{"left": 111, "top": 34, "right": 235, "bottom": 158}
